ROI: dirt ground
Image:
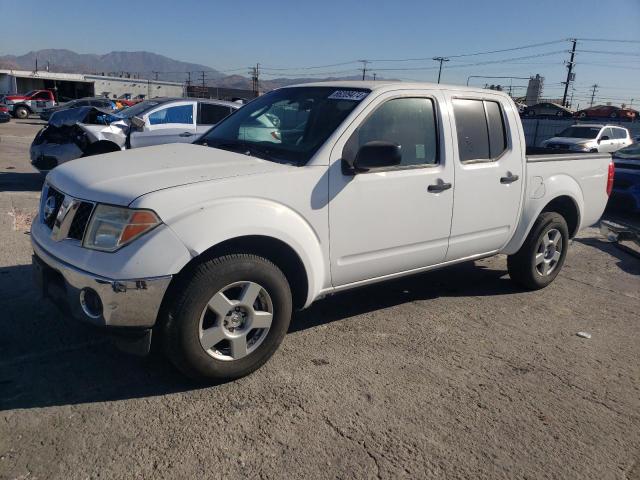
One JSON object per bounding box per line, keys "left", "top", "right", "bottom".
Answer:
{"left": 0, "top": 119, "right": 639, "bottom": 480}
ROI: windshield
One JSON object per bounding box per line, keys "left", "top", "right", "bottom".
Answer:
{"left": 614, "top": 143, "right": 640, "bottom": 159}
{"left": 113, "top": 100, "right": 160, "bottom": 119}
{"left": 556, "top": 126, "right": 601, "bottom": 139}
{"left": 197, "top": 87, "right": 369, "bottom": 165}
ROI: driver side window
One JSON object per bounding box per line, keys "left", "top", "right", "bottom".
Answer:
{"left": 346, "top": 97, "right": 439, "bottom": 167}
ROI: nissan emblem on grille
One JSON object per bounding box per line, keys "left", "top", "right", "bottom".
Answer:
{"left": 43, "top": 195, "right": 57, "bottom": 221}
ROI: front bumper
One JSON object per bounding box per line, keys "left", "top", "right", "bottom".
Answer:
{"left": 30, "top": 141, "right": 83, "bottom": 172}
{"left": 32, "top": 237, "right": 172, "bottom": 329}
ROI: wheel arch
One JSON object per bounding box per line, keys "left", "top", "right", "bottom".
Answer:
{"left": 82, "top": 140, "right": 121, "bottom": 156}
{"left": 503, "top": 177, "right": 584, "bottom": 256}
{"left": 167, "top": 235, "right": 310, "bottom": 311}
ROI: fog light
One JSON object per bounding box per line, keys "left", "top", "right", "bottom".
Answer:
{"left": 80, "top": 288, "right": 103, "bottom": 319}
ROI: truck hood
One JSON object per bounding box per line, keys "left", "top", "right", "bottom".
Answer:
{"left": 47, "top": 143, "right": 291, "bottom": 206}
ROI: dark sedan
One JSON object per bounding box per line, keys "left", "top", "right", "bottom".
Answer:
{"left": 0, "top": 104, "right": 10, "bottom": 123}
{"left": 39, "top": 97, "right": 116, "bottom": 121}
{"left": 611, "top": 143, "right": 640, "bottom": 213}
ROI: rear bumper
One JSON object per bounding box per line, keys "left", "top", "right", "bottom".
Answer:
{"left": 32, "top": 237, "right": 172, "bottom": 329}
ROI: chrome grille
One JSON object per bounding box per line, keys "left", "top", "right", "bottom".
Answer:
{"left": 68, "top": 202, "right": 94, "bottom": 240}
{"left": 41, "top": 183, "right": 95, "bottom": 242}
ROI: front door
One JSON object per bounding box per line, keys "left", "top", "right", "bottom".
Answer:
{"left": 130, "top": 101, "right": 197, "bottom": 148}
{"left": 329, "top": 91, "right": 454, "bottom": 287}
{"left": 446, "top": 96, "right": 524, "bottom": 260}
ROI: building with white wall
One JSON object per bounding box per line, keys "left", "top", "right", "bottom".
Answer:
{"left": 0, "top": 69, "right": 184, "bottom": 100}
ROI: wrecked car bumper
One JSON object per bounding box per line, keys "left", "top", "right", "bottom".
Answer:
{"left": 30, "top": 141, "right": 84, "bottom": 172}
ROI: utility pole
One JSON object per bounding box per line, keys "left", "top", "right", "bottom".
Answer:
{"left": 433, "top": 57, "right": 449, "bottom": 84}
{"left": 201, "top": 71, "right": 206, "bottom": 98}
{"left": 185, "top": 72, "right": 192, "bottom": 97}
{"left": 358, "top": 60, "right": 369, "bottom": 81}
{"left": 589, "top": 84, "right": 599, "bottom": 107}
{"left": 373, "top": 72, "right": 376, "bottom": 81}
{"left": 249, "top": 64, "right": 260, "bottom": 96}
{"left": 561, "top": 38, "right": 577, "bottom": 107}
{"left": 153, "top": 71, "right": 159, "bottom": 81}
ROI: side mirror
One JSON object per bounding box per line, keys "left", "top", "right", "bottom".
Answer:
{"left": 130, "top": 116, "right": 145, "bottom": 130}
{"left": 599, "top": 136, "right": 610, "bottom": 143}
{"left": 351, "top": 141, "right": 402, "bottom": 172}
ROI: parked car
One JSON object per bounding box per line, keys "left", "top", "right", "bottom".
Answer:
{"left": 523, "top": 102, "right": 573, "bottom": 118}
{"left": 575, "top": 105, "right": 637, "bottom": 121}
{"left": 540, "top": 124, "right": 632, "bottom": 153}
{"left": 31, "top": 82, "right": 614, "bottom": 381}
{"left": 39, "top": 97, "right": 117, "bottom": 121}
{"left": 30, "top": 98, "right": 239, "bottom": 172}
{"left": 610, "top": 143, "right": 640, "bottom": 213}
{"left": 4, "top": 89, "right": 57, "bottom": 119}
{"left": 0, "top": 104, "right": 10, "bottom": 123}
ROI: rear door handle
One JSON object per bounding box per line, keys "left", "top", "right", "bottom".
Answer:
{"left": 179, "top": 132, "right": 193, "bottom": 137}
{"left": 427, "top": 181, "right": 452, "bottom": 193}
{"left": 500, "top": 174, "right": 519, "bottom": 184}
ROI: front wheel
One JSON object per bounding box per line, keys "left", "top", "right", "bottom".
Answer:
{"left": 14, "top": 106, "right": 29, "bottom": 119}
{"left": 507, "top": 212, "right": 569, "bottom": 290}
{"left": 162, "top": 254, "right": 292, "bottom": 381}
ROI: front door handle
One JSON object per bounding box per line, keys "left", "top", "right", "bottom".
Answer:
{"left": 500, "top": 173, "right": 520, "bottom": 184}
{"left": 427, "top": 181, "right": 452, "bottom": 193}
{"left": 179, "top": 132, "right": 193, "bottom": 137}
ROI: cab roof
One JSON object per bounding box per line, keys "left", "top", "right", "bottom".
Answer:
{"left": 285, "top": 80, "right": 513, "bottom": 98}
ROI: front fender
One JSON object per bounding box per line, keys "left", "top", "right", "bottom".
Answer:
{"left": 502, "top": 173, "right": 584, "bottom": 255}
{"left": 163, "top": 197, "right": 326, "bottom": 308}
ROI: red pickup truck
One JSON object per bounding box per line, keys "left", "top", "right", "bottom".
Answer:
{"left": 4, "top": 89, "right": 57, "bottom": 119}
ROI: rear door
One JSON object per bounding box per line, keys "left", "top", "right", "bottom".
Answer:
{"left": 130, "top": 101, "right": 196, "bottom": 148}
{"left": 446, "top": 95, "right": 524, "bottom": 260}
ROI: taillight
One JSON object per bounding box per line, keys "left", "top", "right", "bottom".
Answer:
{"left": 0, "top": 106, "right": 7, "bottom": 113}
{"left": 606, "top": 161, "right": 615, "bottom": 196}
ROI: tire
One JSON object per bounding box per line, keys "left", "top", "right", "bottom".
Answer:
{"left": 579, "top": 112, "right": 586, "bottom": 118}
{"left": 507, "top": 212, "right": 569, "bottom": 290}
{"left": 14, "top": 106, "right": 29, "bottom": 119}
{"left": 162, "top": 254, "right": 292, "bottom": 381}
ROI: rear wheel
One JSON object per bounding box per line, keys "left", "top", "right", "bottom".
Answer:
{"left": 507, "top": 212, "right": 569, "bottom": 290}
{"left": 14, "top": 106, "right": 29, "bottom": 119}
{"left": 162, "top": 254, "right": 292, "bottom": 381}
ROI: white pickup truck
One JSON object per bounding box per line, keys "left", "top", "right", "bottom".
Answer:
{"left": 32, "top": 81, "right": 614, "bottom": 381}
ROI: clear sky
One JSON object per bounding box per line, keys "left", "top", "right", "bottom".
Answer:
{"left": 1, "top": 0, "right": 639, "bottom": 108}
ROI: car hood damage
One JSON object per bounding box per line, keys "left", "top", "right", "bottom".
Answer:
{"left": 35, "top": 106, "right": 129, "bottom": 150}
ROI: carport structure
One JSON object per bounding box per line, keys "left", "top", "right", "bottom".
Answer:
{"left": 0, "top": 69, "right": 94, "bottom": 101}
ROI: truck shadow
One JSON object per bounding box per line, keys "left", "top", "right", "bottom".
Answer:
{"left": 0, "top": 259, "right": 519, "bottom": 411}
{"left": 574, "top": 237, "right": 640, "bottom": 276}
{"left": 0, "top": 172, "right": 44, "bottom": 192}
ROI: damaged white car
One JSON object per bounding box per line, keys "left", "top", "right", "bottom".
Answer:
{"left": 30, "top": 98, "right": 240, "bottom": 173}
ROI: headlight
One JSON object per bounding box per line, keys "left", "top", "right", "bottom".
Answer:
{"left": 83, "top": 204, "right": 161, "bottom": 252}
{"left": 570, "top": 144, "right": 590, "bottom": 152}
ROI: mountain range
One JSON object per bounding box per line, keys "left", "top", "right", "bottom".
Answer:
{"left": 0, "top": 49, "right": 367, "bottom": 91}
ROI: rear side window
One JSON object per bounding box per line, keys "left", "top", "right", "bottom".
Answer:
{"left": 349, "top": 97, "right": 438, "bottom": 167}
{"left": 198, "top": 103, "right": 232, "bottom": 125}
{"left": 614, "top": 128, "right": 628, "bottom": 139}
{"left": 453, "top": 99, "right": 508, "bottom": 162}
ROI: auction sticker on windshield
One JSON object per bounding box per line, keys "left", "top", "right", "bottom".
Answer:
{"left": 328, "top": 90, "right": 369, "bottom": 101}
